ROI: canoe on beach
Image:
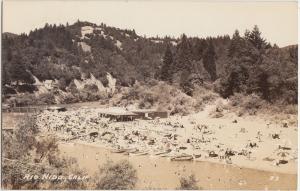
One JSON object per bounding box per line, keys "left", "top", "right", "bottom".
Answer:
{"left": 111, "top": 148, "right": 138, "bottom": 153}
{"left": 154, "top": 149, "right": 172, "bottom": 156}
{"left": 111, "top": 149, "right": 126, "bottom": 153}
{"left": 171, "top": 155, "right": 193, "bottom": 161}
{"left": 130, "top": 151, "right": 149, "bottom": 156}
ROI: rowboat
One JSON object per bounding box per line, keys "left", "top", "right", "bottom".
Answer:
{"left": 125, "top": 148, "right": 139, "bottom": 153}
{"left": 130, "top": 151, "right": 148, "bottom": 156}
{"left": 170, "top": 155, "right": 193, "bottom": 161}
{"left": 154, "top": 149, "right": 171, "bottom": 156}
{"left": 111, "top": 148, "right": 138, "bottom": 153}
{"left": 160, "top": 153, "right": 175, "bottom": 158}
{"left": 111, "top": 149, "right": 126, "bottom": 153}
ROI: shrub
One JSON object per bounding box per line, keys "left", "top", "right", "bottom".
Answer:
{"left": 94, "top": 160, "right": 137, "bottom": 190}
{"left": 37, "top": 92, "right": 56, "bottom": 105}
{"left": 243, "top": 94, "right": 265, "bottom": 110}
{"left": 3, "top": 86, "right": 17, "bottom": 94}
{"left": 178, "top": 174, "right": 200, "bottom": 190}
{"left": 117, "top": 81, "right": 198, "bottom": 115}
{"left": 112, "top": 81, "right": 223, "bottom": 115}
{"left": 83, "top": 84, "right": 99, "bottom": 93}
{"left": 169, "top": 94, "right": 196, "bottom": 115}
{"left": 193, "top": 86, "right": 218, "bottom": 106}
{"left": 58, "top": 78, "right": 67, "bottom": 90}
{"left": 229, "top": 93, "right": 266, "bottom": 116}
{"left": 47, "top": 157, "right": 89, "bottom": 190}
{"left": 6, "top": 93, "right": 37, "bottom": 107}
{"left": 2, "top": 115, "right": 40, "bottom": 189}
{"left": 283, "top": 104, "right": 297, "bottom": 115}
{"left": 229, "top": 93, "right": 243, "bottom": 107}
{"left": 2, "top": 115, "right": 89, "bottom": 189}
{"left": 61, "top": 92, "right": 79, "bottom": 104}
{"left": 68, "top": 81, "right": 79, "bottom": 95}
{"left": 16, "top": 84, "right": 37, "bottom": 93}
{"left": 3, "top": 114, "right": 38, "bottom": 160}
{"left": 209, "top": 100, "right": 225, "bottom": 118}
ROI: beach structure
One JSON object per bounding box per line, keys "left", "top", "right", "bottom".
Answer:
{"left": 97, "top": 107, "right": 138, "bottom": 121}
{"left": 132, "top": 109, "right": 169, "bottom": 120}
{"left": 46, "top": 106, "right": 67, "bottom": 112}
{"left": 97, "top": 108, "right": 169, "bottom": 121}
{"left": 99, "top": 111, "right": 138, "bottom": 121}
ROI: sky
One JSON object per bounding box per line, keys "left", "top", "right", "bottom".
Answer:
{"left": 2, "top": 0, "right": 298, "bottom": 47}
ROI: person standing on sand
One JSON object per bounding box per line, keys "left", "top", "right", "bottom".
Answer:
{"left": 256, "top": 131, "right": 262, "bottom": 142}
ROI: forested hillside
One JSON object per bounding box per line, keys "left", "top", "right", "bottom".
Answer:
{"left": 2, "top": 21, "right": 297, "bottom": 107}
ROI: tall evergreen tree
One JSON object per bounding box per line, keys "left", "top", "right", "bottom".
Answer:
{"left": 203, "top": 40, "right": 217, "bottom": 81}
{"left": 257, "top": 71, "right": 270, "bottom": 100}
{"left": 180, "top": 69, "right": 193, "bottom": 96}
{"left": 175, "top": 34, "right": 193, "bottom": 72}
{"left": 192, "top": 39, "right": 207, "bottom": 61}
{"left": 175, "top": 34, "right": 194, "bottom": 94}
{"left": 160, "top": 45, "right": 173, "bottom": 82}
{"left": 228, "top": 30, "right": 244, "bottom": 57}
{"left": 247, "top": 25, "right": 267, "bottom": 50}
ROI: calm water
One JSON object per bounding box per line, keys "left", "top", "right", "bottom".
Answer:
{"left": 59, "top": 142, "right": 297, "bottom": 190}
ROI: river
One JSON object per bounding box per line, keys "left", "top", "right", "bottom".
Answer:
{"left": 59, "top": 142, "right": 297, "bottom": 190}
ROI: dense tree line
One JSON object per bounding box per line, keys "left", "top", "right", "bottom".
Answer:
{"left": 218, "top": 26, "right": 297, "bottom": 104}
{"left": 2, "top": 22, "right": 297, "bottom": 104}
{"left": 159, "top": 26, "right": 297, "bottom": 104}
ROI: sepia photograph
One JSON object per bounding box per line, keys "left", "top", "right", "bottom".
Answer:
{"left": 1, "top": 0, "right": 298, "bottom": 190}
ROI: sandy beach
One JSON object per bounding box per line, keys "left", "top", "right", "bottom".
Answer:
{"left": 36, "top": 99, "right": 297, "bottom": 175}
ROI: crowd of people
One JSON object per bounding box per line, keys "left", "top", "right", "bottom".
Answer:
{"left": 36, "top": 107, "right": 297, "bottom": 168}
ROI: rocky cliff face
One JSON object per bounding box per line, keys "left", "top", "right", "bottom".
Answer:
{"left": 30, "top": 72, "right": 116, "bottom": 104}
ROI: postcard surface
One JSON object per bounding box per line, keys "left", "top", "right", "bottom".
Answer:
{"left": 1, "top": 0, "right": 298, "bottom": 190}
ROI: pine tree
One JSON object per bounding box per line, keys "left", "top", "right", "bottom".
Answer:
{"left": 160, "top": 45, "right": 173, "bottom": 82}
{"left": 175, "top": 34, "right": 194, "bottom": 94}
{"left": 175, "top": 34, "right": 193, "bottom": 72}
{"left": 257, "top": 71, "right": 270, "bottom": 100}
{"left": 193, "top": 39, "right": 207, "bottom": 61}
{"left": 244, "top": 29, "right": 251, "bottom": 40}
{"left": 228, "top": 30, "right": 244, "bottom": 57}
{"left": 180, "top": 68, "right": 193, "bottom": 96}
{"left": 203, "top": 40, "right": 217, "bottom": 81}
{"left": 247, "top": 25, "right": 267, "bottom": 50}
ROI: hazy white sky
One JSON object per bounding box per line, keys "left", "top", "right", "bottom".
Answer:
{"left": 3, "top": 0, "right": 298, "bottom": 47}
